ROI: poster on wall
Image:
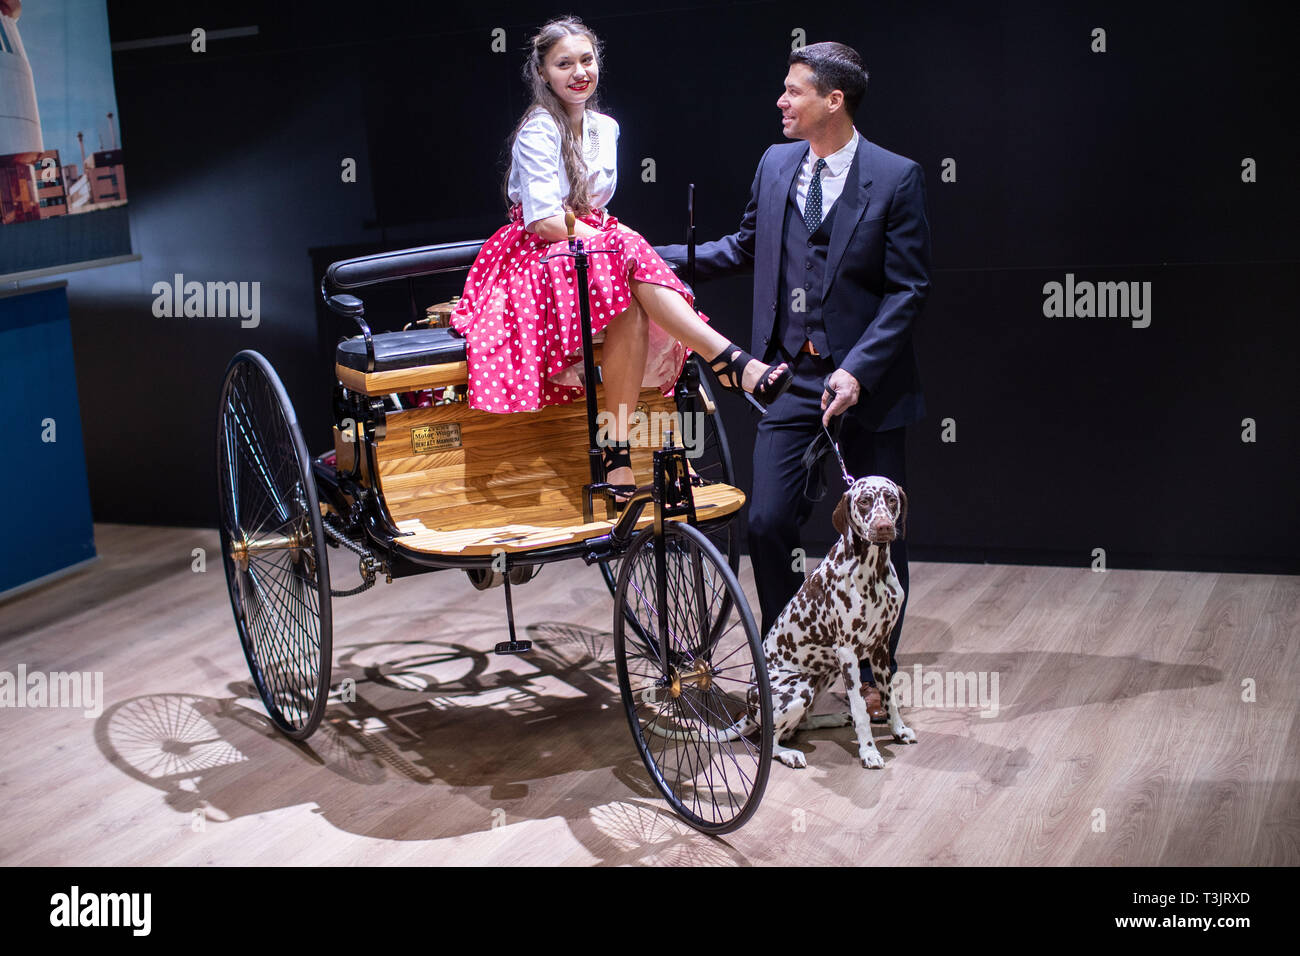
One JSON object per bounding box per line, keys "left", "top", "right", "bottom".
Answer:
{"left": 0, "top": 0, "right": 132, "bottom": 277}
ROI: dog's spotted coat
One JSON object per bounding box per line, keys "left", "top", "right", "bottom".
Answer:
{"left": 758, "top": 475, "right": 916, "bottom": 769}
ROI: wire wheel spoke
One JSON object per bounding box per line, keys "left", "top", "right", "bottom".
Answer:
{"left": 613, "top": 521, "right": 771, "bottom": 834}
{"left": 216, "top": 351, "right": 332, "bottom": 740}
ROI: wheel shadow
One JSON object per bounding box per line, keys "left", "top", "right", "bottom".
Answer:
{"left": 92, "top": 619, "right": 752, "bottom": 864}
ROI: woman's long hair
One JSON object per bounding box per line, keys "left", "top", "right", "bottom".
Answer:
{"left": 503, "top": 17, "right": 605, "bottom": 217}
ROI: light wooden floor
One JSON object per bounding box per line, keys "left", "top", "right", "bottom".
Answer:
{"left": 1, "top": 524, "right": 1295, "bottom": 866}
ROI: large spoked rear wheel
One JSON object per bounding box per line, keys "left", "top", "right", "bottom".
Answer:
{"left": 216, "top": 350, "right": 332, "bottom": 740}
{"left": 613, "top": 521, "right": 772, "bottom": 834}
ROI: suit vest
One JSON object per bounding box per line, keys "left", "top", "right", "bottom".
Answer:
{"left": 776, "top": 162, "right": 838, "bottom": 358}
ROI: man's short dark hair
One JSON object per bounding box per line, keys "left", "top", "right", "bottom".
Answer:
{"left": 788, "top": 41, "right": 869, "bottom": 115}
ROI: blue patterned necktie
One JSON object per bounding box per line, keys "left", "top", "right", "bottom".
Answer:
{"left": 804, "top": 157, "right": 827, "bottom": 232}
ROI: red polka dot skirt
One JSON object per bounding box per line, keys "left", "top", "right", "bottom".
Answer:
{"left": 450, "top": 205, "right": 708, "bottom": 413}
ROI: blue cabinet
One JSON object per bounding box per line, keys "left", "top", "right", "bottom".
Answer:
{"left": 0, "top": 281, "right": 96, "bottom": 599}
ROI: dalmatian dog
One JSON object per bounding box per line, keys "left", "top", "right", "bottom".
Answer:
{"left": 757, "top": 475, "right": 916, "bottom": 768}
{"left": 648, "top": 476, "right": 915, "bottom": 768}
{"left": 654, "top": 476, "right": 912, "bottom": 768}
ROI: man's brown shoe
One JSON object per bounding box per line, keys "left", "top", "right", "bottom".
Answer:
{"left": 864, "top": 685, "right": 887, "bottom": 723}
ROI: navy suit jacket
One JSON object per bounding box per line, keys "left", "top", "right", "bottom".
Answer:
{"left": 657, "top": 133, "right": 931, "bottom": 431}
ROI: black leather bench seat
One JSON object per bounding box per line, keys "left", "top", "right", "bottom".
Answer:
{"left": 336, "top": 327, "right": 467, "bottom": 373}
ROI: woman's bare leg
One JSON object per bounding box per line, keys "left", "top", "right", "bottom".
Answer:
{"left": 628, "top": 279, "right": 781, "bottom": 392}
{"left": 599, "top": 300, "right": 649, "bottom": 487}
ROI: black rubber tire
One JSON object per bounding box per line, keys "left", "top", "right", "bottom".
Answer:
{"left": 216, "top": 351, "right": 332, "bottom": 740}
{"left": 612, "top": 521, "right": 772, "bottom": 834}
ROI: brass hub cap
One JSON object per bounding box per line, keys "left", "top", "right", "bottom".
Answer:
{"left": 667, "top": 659, "right": 713, "bottom": 698}
{"left": 229, "top": 531, "right": 306, "bottom": 573}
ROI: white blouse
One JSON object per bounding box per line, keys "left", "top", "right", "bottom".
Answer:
{"left": 507, "top": 109, "right": 619, "bottom": 230}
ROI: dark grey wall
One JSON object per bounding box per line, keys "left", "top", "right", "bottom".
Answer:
{"left": 63, "top": 0, "right": 1299, "bottom": 572}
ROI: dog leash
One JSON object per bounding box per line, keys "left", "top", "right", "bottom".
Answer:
{"left": 801, "top": 376, "right": 856, "bottom": 500}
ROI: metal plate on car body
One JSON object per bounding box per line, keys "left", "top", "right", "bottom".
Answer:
{"left": 411, "top": 423, "right": 462, "bottom": 453}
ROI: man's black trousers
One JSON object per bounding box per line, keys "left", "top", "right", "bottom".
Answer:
{"left": 746, "top": 347, "right": 909, "bottom": 684}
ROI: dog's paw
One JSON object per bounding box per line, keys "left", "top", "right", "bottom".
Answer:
{"left": 893, "top": 725, "right": 917, "bottom": 744}
{"left": 859, "top": 747, "right": 885, "bottom": 769}
{"left": 775, "top": 748, "right": 808, "bottom": 769}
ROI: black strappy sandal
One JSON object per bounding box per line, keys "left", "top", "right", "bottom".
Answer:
{"left": 707, "top": 342, "right": 793, "bottom": 414}
{"left": 600, "top": 440, "right": 637, "bottom": 507}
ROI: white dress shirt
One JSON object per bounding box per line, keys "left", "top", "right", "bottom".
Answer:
{"left": 794, "top": 127, "right": 860, "bottom": 219}
{"left": 507, "top": 108, "right": 619, "bottom": 230}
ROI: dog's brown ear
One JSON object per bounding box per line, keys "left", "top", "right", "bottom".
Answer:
{"left": 896, "top": 485, "right": 908, "bottom": 540}
{"left": 832, "top": 492, "right": 851, "bottom": 538}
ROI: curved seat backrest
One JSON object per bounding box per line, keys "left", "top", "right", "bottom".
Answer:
{"left": 325, "top": 239, "right": 485, "bottom": 293}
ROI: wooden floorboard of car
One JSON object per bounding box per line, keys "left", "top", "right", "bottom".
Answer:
{"left": 391, "top": 482, "right": 746, "bottom": 555}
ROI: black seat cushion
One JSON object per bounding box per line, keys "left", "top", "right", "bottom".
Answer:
{"left": 336, "top": 327, "right": 467, "bottom": 373}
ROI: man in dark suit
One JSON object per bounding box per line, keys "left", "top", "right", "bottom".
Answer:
{"left": 657, "top": 41, "right": 931, "bottom": 715}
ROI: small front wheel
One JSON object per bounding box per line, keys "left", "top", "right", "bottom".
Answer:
{"left": 612, "top": 521, "right": 772, "bottom": 834}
